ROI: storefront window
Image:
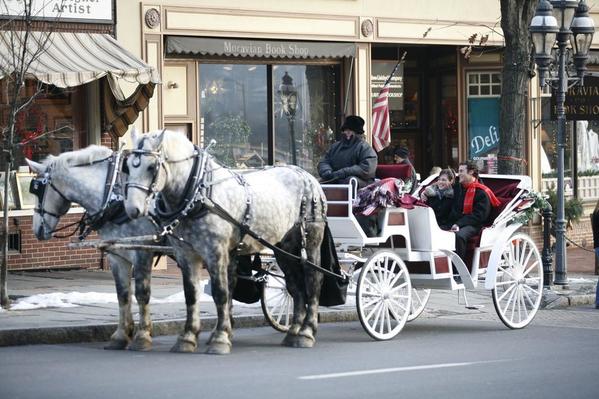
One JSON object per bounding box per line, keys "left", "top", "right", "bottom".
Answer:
{"left": 199, "top": 62, "right": 340, "bottom": 174}
{"left": 467, "top": 71, "right": 501, "bottom": 173}
{"left": 0, "top": 80, "right": 83, "bottom": 166}
{"left": 0, "top": 80, "right": 85, "bottom": 210}
{"left": 199, "top": 64, "right": 268, "bottom": 167}
{"left": 273, "top": 64, "right": 338, "bottom": 173}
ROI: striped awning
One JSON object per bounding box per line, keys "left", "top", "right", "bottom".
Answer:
{"left": 0, "top": 31, "right": 161, "bottom": 137}
{"left": 0, "top": 31, "right": 160, "bottom": 87}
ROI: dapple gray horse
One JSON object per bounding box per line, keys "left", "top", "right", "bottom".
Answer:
{"left": 26, "top": 146, "right": 164, "bottom": 351}
{"left": 124, "top": 129, "right": 327, "bottom": 354}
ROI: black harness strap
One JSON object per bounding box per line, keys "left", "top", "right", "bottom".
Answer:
{"left": 202, "top": 198, "right": 346, "bottom": 281}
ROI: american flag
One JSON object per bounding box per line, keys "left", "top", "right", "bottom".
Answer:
{"left": 371, "top": 53, "right": 406, "bottom": 152}
{"left": 371, "top": 83, "right": 391, "bottom": 152}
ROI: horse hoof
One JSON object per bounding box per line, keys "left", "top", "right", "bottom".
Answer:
{"left": 282, "top": 332, "right": 315, "bottom": 348}
{"left": 129, "top": 333, "right": 152, "bottom": 352}
{"left": 170, "top": 338, "right": 197, "bottom": 353}
{"left": 104, "top": 338, "right": 129, "bottom": 350}
{"left": 295, "top": 334, "right": 315, "bottom": 348}
{"left": 206, "top": 341, "right": 232, "bottom": 355}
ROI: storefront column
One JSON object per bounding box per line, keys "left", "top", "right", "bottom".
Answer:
{"left": 355, "top": 43, "right": 372, "bottom": 141}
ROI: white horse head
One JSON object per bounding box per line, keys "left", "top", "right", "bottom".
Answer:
{"left": 124, "top": 129, "right": 196, "bottom": 219}
{"left": 26, "top": 146, "right": 112, "bottom": 239}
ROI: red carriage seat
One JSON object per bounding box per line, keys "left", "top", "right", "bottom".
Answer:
{"left": 464, "top": 177, "right": 523, "bottom": 269}
{"left": 375, "top": 164, "right": 413, "bottom": 181}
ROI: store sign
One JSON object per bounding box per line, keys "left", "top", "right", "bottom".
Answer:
{"left": 0, "top": 0, "right": 113, "bottom": 24}
{"left": 468, "top": 97, "right": 500, "bottom": 157}
{"left": 371, "top": 62, "right": 403, "bottom": 110}
{"left": 551, "top": 76, "right": 599, "bottom": 120}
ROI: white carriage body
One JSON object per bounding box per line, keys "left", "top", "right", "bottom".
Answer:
{"left": 323, "top": 174, "right": 535, "bottom": 292}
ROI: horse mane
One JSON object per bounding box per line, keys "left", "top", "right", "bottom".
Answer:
{"left": 49, "top": 145, "right": 113, "bottom": 174}
{"left": 147, "top": 129, "right": 194, "bottom": 157}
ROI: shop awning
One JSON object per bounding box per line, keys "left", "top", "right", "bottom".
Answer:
{"left": 0, "top": 31, "right": 161, "bottom": 137}
{"left": 166, "top": 36, "right": 356, "bottom": 59}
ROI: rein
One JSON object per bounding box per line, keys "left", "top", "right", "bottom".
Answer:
{"left": 138, "top": 146, "right": 344, "bottom": 281}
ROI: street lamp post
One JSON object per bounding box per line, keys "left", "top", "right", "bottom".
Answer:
{"left": 278, "top": 71, "right": 298, "bottom": 165}
{"left": 530, "top": 0, "right": 595, "bottom": 285}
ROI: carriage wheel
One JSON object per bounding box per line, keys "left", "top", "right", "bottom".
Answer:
{"left": 260, "top": 261, "right": 293, "bottom": 333}
{"left": 407, "top": 288, "right": 431, "bottom": 322}
{"left": 356, "top": 251, "right": 412, "bottom": 340}
{"left": 492, "top": 233, "right": 543, "bottom": 329}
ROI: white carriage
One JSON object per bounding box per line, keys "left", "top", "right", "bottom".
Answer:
{"left": 262, "top": 170, "right": 544, "bottom": 340}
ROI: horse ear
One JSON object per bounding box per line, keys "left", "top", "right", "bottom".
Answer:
{"left": 26, "top": 158, "right": 45, "bottom": 174}
{"left": 156, "top": 128, "right": 166, "bottom": 147}
{"left": 130, "top": 126, "right": 140, "bottom": 145}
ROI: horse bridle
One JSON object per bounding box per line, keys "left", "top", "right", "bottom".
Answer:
{"left": 29, "top": 153, "right": 119, "bottom": 237}
{"left": 125, "top": 146, "right": 169, "bottom": 196}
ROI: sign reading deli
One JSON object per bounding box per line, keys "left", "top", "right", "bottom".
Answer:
{"left": 551, "top": 76, "right": 599, "bottom": 120}
{"left": 0, "top": 0, "right": 113, "bottom": 24}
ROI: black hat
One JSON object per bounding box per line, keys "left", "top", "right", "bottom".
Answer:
{"left": 394, "top": 146, "right": 409, "bottom": 158}
{"left": 341, "top": 115, "right": 365, "bottom": 134}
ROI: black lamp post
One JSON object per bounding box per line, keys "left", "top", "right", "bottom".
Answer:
{"left": 278, "top": 72, "right": 298, "bottom": 165}
{"left": 530, "top": 0, "right": 595, "bottom": 285}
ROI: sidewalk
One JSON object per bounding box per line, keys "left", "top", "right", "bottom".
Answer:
{"left": 0, "top": 248, "right": 596, "bottom": 347}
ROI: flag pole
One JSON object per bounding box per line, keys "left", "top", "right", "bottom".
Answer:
{"left": 385, "top": 51, "right": 407, "bottom": 86}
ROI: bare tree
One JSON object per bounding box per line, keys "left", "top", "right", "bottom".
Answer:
{"left": 498, "top": 0, "right": 539, "bottom": 174}
{"left": 0, "top": 0, "right": 56, "bottom": 308}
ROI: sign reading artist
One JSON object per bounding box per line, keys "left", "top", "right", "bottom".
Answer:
{"left": 551, "top": 76, "right": 599, "bottom": 120}
{"left": 371, "top": 62, "right": 404, "bottom": 110}
{"left": 0, "top": 0, "right": 113, "bottom": 24}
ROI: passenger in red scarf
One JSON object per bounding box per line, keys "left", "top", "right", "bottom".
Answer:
{"left": 443, "top": 161, "right": 499, "bottom": 265}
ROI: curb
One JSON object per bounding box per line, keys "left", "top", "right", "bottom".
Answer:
{"left": 0, "top": 310, "right": 359, "bottom": 347}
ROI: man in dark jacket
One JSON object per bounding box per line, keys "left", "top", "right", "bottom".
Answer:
{"left": 443, "top": 161, "right": 500, "bottom": 263}
{"left": 318, "top": 115, "right": 377, "bottom": 189}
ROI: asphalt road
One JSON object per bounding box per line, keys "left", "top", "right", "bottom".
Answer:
{"left": 1, "top": 306, "right": 598, "bottom": 399}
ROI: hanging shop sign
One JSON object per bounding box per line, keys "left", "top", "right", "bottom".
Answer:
{"left": 371, "top": 61, "right": 404, "bottom": 110}
{"left": 0, "top": 0, "right": 113, "bottom": 24}
{"left": 468, "top": 97, "right": 500, "bottom": 157}
{"left": 551, "top": 76, "right": 599, "bottom": 121}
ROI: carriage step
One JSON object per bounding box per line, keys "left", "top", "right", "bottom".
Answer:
{"left": 458, "top": 289, "right": 484, "bottom": 310}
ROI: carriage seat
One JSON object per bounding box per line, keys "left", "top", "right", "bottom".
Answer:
{"left": 375, "top": 164, "right": 413, "bottom": 181}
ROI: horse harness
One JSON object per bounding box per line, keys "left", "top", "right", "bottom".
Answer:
{"left": 29, "top": 151, "right": 130, "bottom": 239}
{"left": 128, "top": 144, "right": 344, "bottom": 280}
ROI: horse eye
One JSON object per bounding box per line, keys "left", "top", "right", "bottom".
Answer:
{"left": 147, "top": 165, "right": 155, "bottom": 173}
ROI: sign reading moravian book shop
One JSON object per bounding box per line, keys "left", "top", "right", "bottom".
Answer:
{"left": 551, "top": 76, "right": 599, "bottom": 120}
{"left": 0, "top": 0, "right": 113, "bottom": 24}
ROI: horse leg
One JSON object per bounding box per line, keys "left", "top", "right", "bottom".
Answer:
{"left": 274, "top": 243, "right": 309, "bottom": 347}
{"left": 170, "top": 256, "right": 202, "bottom": 353}
{"left": 205, "top": 251, "right": 233, "bottom": 355}
{"left": 206, "top": 255, "right": 237, "bottom": 345}
{"left": 129, "top": 252, "right": 154, "bottom": 351}
{"left": 104, "top": 255, "right": 134, "bottom": 350}
{"left": 296, "top": 225, "right": 325, "bottom": 348}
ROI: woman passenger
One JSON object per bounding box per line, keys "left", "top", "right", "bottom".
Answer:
{"left": 420, "top": 168, "right": 455, "bottom": 227}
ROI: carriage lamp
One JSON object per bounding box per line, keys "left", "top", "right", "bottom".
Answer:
{"left": 278, "top": 71, "right": 298, "bottom": 165}
{"left": 530, "top": 0, "right": 595, "bottom": 285}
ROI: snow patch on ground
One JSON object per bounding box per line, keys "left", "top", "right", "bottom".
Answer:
{"left": 8, "top": 279, "right": 263, "bottom": 310}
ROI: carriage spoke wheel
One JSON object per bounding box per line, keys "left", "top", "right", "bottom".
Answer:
{"left": 261, "top": 261, "right": 293, "bottom": 333}
{"left": 492, "top": 233, "right": 543, "bottom": 329}
{"left": 407, "top": 288, "right": 431, "bottom": 322}
{"left": 356, "top": 251, "right": 412, "bottom": 340}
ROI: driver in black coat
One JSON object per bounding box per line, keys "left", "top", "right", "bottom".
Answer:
{"left": 318, "top": 115, "right": 377, "bottom": 189}
{"left": 318, "top": 115, "right": 378, "bottom": 237}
